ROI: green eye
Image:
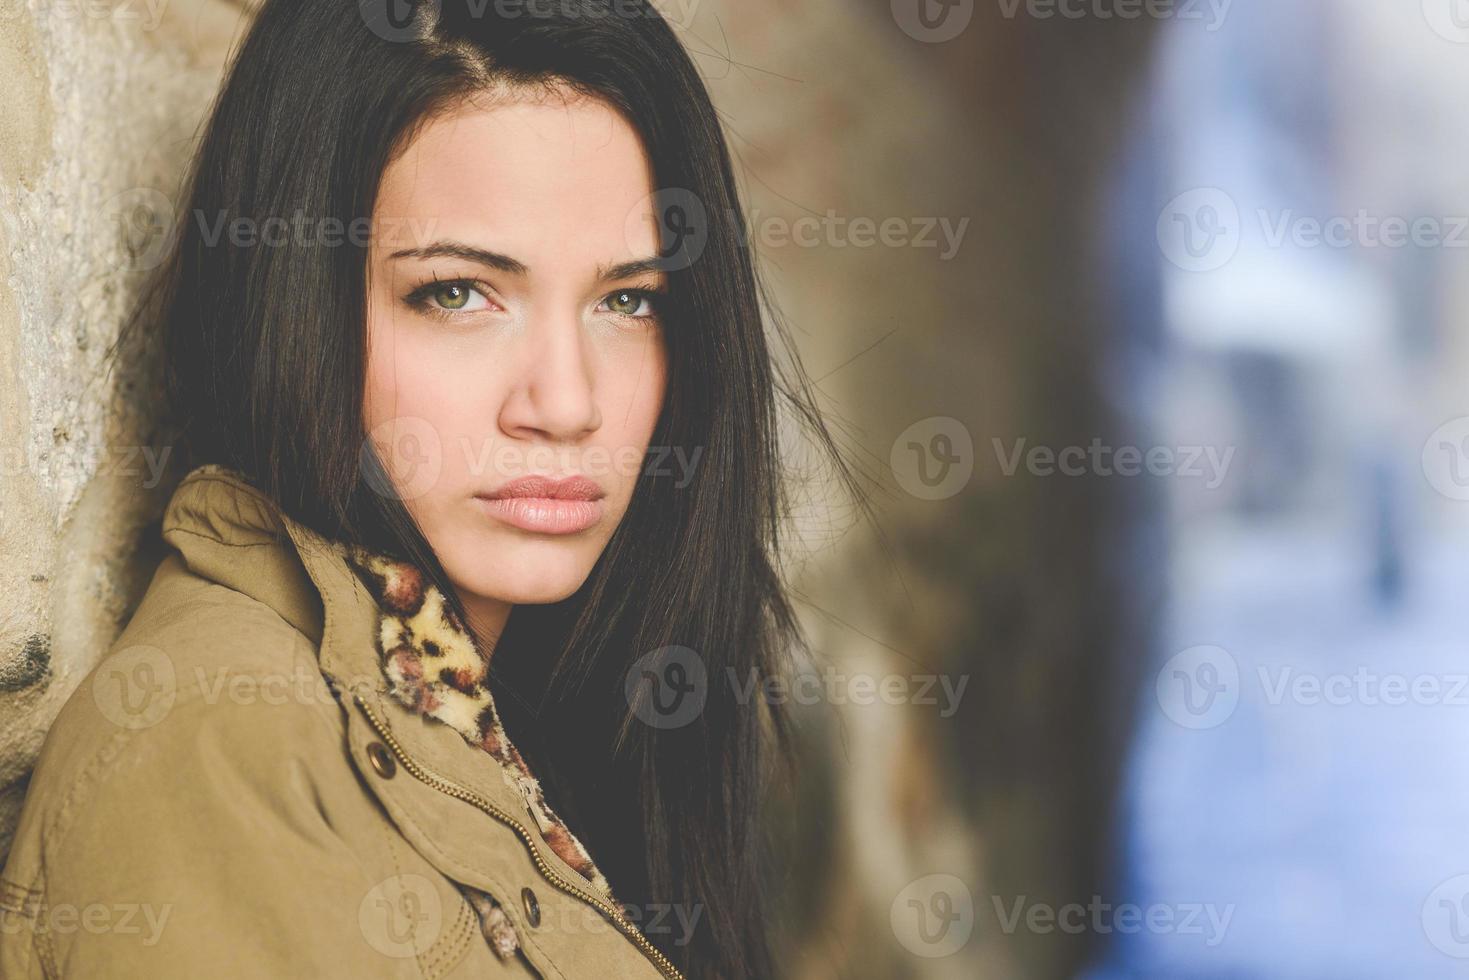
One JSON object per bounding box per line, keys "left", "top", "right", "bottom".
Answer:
{"left": 434, "top": 283, "right": 472, "bottom": 310}
{"left": 404, "top": 278, "right": 491, "bottom": 316}
{"left": 605, "top": 289, "right": 652, "bottom": 317}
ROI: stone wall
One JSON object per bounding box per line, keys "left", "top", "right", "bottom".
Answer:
{"left": 0, "top": 0, "right": 255, "bottom": 847}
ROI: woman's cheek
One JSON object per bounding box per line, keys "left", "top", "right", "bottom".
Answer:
{"left": 612, "top": 330, "right": 667, "bottom": 432}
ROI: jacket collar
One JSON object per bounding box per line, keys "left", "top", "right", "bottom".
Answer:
{"left": 159, "top": 464, "right": 614, "bottom": 897}
{"left": 158, "top": 464, "right": 324, "bottom": 644}
{"left": 339, "top": 543, "right": 612, "bottom": 894}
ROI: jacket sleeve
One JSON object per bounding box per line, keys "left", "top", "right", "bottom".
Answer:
{"left": 7, "top": 635, "right": 433, "bottom": 980}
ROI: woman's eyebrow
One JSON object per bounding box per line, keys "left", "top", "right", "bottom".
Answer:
{"left": 389, "top": 241, "right": 529, "bottom": 275}
{"left": 389, "top": 241, "right": 667, "bottom": 282}
{"left": 598, "top": 256, "right": 670, "bottom": 281}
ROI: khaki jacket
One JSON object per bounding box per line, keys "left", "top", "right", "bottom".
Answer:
{"left": 0, "top": 466, "right": 681, "bottom": 980}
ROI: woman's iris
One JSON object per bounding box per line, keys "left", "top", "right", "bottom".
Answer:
{"left": 435, "top": 283, "right": 471, "bottom": 310}
{"left": 607, "top": 290, "right": 644, "bottom": 315}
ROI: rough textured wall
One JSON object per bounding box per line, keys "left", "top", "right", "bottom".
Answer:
{"left": 0, "top": 0, "right": 254, "bottom": 849}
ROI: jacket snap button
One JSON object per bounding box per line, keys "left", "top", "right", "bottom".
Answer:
{"left": 365, "top": 741, "right": 396, "bottom": 779}
{"left": 521, "top": 887, "right": 541, "bottom": 927}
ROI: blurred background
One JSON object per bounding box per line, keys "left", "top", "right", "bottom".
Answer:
{"left": 4, "top": 0, "right": 1469, "bottom": 977}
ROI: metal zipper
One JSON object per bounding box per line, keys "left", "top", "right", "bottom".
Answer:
{"left": 352, "top": 694, "right": 686, "bottom": 980}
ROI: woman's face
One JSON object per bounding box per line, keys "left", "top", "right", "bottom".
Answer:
{"left": 364, "top": 91, "right": 669, "bottom": 634}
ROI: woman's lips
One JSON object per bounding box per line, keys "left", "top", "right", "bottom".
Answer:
{"left": 474, "top": 475, "right": 606, "bottom": 534}
{"left": 474, "top": 496, "right": 603, "bottom": 534}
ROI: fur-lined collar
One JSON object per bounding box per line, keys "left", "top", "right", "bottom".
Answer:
{"left": 336, "top": 542, "right": 612, "bottom": 959}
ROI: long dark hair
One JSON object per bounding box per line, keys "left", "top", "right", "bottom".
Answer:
{"left": 146, "top": 1, "right": 862, "bottom": 976}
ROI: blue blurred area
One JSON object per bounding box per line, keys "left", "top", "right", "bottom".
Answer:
{"left": 1090, "top": 528, "right": 1469, "bottom": 978}
{"left": 1087, "top": 0, "right": 1469, "bottom": 975}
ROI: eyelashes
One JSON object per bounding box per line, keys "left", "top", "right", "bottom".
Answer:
{"left": 402, "top": 276, "right": 666, "bottom": 323}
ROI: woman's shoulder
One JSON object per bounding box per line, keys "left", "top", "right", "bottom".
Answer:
{"left": 10, "top": 553, "right": 344, "bottom": 854}
{"left": 0, "top": 561, "right": 442, "bottom": 980}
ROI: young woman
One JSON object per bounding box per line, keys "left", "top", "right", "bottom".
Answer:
{"left": 0, "top": 1, "right": 857, "bottom": 978}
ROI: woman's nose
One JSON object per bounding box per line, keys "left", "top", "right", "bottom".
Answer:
{"left": 497, "top": 314, "right": 601, "bottom": 443}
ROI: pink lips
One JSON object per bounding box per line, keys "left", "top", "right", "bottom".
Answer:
{"left": 474, "top": 475, "right": 606, "bottom": 534}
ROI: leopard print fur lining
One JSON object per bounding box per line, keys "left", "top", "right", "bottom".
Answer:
{"left": 463, "top": 889, "right": 522, "bottom": 960}
{"left": 336, "top": 542, "right": 615, "bottom": 957}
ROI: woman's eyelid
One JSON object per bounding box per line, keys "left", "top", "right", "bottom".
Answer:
{"left": 601, "top": 282, "right": 666, "bottom": 308}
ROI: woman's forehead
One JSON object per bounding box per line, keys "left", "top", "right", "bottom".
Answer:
{"left": 376, "top": 95, "right": 662, "bottom": 267}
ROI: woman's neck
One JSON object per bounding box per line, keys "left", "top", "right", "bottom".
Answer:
{"left": 459, "top": 592, "right": 512, "bottom": 661}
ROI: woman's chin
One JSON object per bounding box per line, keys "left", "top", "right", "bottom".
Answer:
{"left": 448, "top": 558, "right": 593, "bottom": 607}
